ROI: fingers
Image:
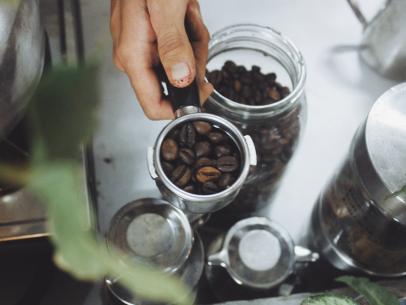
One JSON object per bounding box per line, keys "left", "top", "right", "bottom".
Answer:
{"left": 147, "top": 0, "right": 196, "bottom": 88}
{"left": 110, "top": 0, "right": 124, "bottom": 71}
{"left": 126, "top": 63, "right": 175, "bottom": 120}
{"left": 113, "top": 0, "right": 174, "bottom": 120}
{"left": 186, "top": 0, "right": 213, "bottom": 103}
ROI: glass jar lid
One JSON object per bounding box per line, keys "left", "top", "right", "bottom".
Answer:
{"left": 207, "top": 217, "right": 295, "bottom": 289}
{"left": 355, "top": 83, "right": 406, "bottom": 224}
{"left": 107, "top": 198, "right": 193, "bottom": 273}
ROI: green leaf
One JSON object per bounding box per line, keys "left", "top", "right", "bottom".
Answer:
{"left": 336, "top": 276, "right": 399, "bottom": 305}
{"left": 0, "top": 64, "right": 192, "bottom": 305}
{"left": 28, "top": 64, "right": 100, "bottom": 160}
{"left": 301, "top": 294, "right": 359, "bottom": 305}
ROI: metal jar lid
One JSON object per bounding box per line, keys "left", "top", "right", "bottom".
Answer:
{"left": 106, "top": 198, "right": 193, "bottom": 273}
{"left": 207, "top": 217, "right": 296, "bottom": 289}
{"left": 354, "top": 83, "right": 406, "bottom": 225}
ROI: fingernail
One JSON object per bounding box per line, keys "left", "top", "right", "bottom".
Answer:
{"left": 171, "top": 62, "right": 191, "bottom": 86}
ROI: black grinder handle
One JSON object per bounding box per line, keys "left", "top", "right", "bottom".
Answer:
{"left": 156, "top": 65, "right": 200, "bottom": 113}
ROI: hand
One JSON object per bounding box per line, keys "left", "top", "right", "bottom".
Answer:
{"left": 110, "top": 0, "right": 214, "bottom": 120}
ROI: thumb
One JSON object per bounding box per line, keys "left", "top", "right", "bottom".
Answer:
{"left": 148, "top": 0, "right": 196, "bottom": 88}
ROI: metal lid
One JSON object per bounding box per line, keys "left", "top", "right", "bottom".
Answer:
{"left": 107, "top": 198, "right": 193, "bottom": 273}
{"left": 207, "top": 217, "right": 295, "bottom": 289}
{"left": 355, "top": 83, "right": 406, "bottom": 224}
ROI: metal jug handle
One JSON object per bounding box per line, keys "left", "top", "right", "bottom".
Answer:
{"left": 346, "top": 0, "right": 368, "bottom": 28}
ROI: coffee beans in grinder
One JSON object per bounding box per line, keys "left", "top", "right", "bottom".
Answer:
{"left": 148, "top": 67, "right": 257, "bottom": 215}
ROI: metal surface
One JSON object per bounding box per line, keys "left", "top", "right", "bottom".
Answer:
{"left": 0, "top": 0, "right": 44, "bottom": 136}
{"left": 149, "top": 112, "right": 257, "bottom": 215}
{"left": 0, "top": 147, "right": 92, "bottom": 242}
{"left": 347, "top": 0, "right": 406, "bottom": 80}
{"left": 207, "top": 217, "right": 295, "bottom": 289}
{"left": 107, "top": 198, "right": 193, "bottom": 273}
{"left": 363, "top": 83, "right": 406, "bottom": 220}
{"left": 105, "top": 233, "right": 204, "bottom": 305}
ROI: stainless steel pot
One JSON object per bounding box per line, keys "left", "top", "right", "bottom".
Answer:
{"left": 0, "top": 0, "right": 45, "bottom": 136}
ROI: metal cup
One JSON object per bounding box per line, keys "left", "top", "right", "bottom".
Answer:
{"left": 105, "top": 198, "right": 205, "bottom": 305}
{"left": 205, "top": 217, "right": 318, "bottom": 300}
{"left": 147, "top": 70, "right": 257, "bottom": 215}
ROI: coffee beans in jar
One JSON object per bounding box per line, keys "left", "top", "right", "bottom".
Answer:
{"left": 204, "top": 25, "right": 306, "bottom": 223}
{"left": 206, "top": 60, "right": 302, "bottom": 219}
{"left": 207, "top": 61, "right": 291, "bottom": 106}
{"left": 311, "top": 84, "right": 406, "bottom": 276}
{"left": 160, "top": 120, "right": 242, "bottom": 195}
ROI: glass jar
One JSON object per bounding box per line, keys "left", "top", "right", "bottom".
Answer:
{"left": 311, "top": 84, "right": 406, "bottom": 276}
{"left": 205, "top": 24, "right": 307, "bottom": 221}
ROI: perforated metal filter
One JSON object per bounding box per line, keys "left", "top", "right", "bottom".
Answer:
{"left": 107, "top": 198, "right": 193, "bottom": 273}
{"left": 208, "top": 217, "right": 295, "bottom": 289}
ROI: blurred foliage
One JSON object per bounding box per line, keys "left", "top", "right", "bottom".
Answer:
{"left": 301, "top": 294, "right": 359, "bottom": 305}
{"left": 336, "top": 276, "right": 399, "bottom": 305}
{"left": 0, "top": 64, "right": 191, "bottom": 305}
{"left": 301, "top": 276, "right": 400, "bottom": 305}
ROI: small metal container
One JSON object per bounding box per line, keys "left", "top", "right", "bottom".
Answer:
{"left": 148, "top": 113, "right": 256, "bottom": 215}
{"left": 311, "top": 83, "right": 406, "bottom": 276}
{"left": 147, "top": 73, "right": 257, "bottom": 215}
{"left": 205, "top": 217, "right": 318, "bottom": 301}
{"left": 105, "top": 198, "right": 205, "bottom": 305}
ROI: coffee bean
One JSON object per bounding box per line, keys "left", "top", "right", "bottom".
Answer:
{"left": 162, "top": 161, "right": 174, "bottom": 175}
{"left": 208, "top": 132, "right": 226, "bottom": 144}
{"left": 196, "top": 166, "right": 221, "bottom": 183}
{"left": 193, "top": 121, "right": 212, "bottom": 135}
{"left": 167, "top": 128, "right": 180, "bottom": 140}
{"left": 161, "top": 138, "right": 178, "bottom": 161}
{"left": 266, "top": 72, "right": 276, "bottom": 84}
{"left": 202, "top": 181, "right": 218, "bottom": 194}
{"left": 268, "top": 87, "right": 281, "bottom": 101}
{"left": 218, "top": 173, "right": 235, "bottom": 188}
{"left": 233, "top": 80, "right": 242, "bottom": 92}
{"left": 280, "top": 86, "right": 290, "bottom": 98}
{"left": 208, "top": 70, "right": 222, "bottom": 85}
{"left": 172, "top": 164, "right": 192, "bottom": 187}
{"left": 217, "top": 156, "right": 239, "bottom": 172}
{"left": 194, "top": 141, "right": 211, "bottom": 158}
{"left": 179, "top": 123, "right": 196, "bottom": 148}
{"left": 179, "top": 148, "right": 195, "bottom": 165}
{"left": 183, "top": 185, "right": 195, "bottom": 193}
{"left": 206, "top": 61, "right": 299, "bottom": 213}
{"left": 195, "top": 157, "right": 215, "bottom": 169}
{"left": 215, "top": 144, "right": 231, "bottom": 158}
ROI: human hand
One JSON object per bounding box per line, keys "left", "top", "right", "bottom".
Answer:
{"left": 110, "top": 0, "right": 214, "bottom": 120}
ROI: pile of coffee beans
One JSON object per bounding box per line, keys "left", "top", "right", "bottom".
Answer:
{"left": 207, "top": 60, "right": 291, "bottom": 106}
{"left": 160, "top": 120, "right": 241, "bottom": 195}
{"left": 205, "top": 61, "right": 301, "bottom": 221}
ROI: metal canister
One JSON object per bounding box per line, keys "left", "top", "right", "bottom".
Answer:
{"left": 205, "top": 217, "right": 318, "bottom": 301}
{"left": 105, "top": 198, "right": 205, "bottom": 305}
{"left": 311, "top": 83, "right": 406, "bottom": 276}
